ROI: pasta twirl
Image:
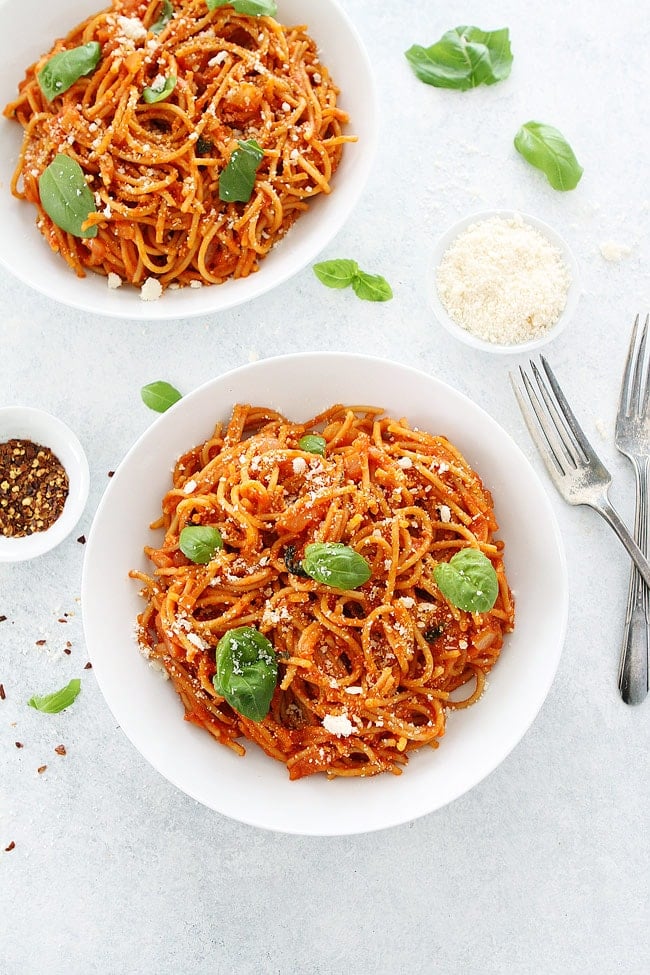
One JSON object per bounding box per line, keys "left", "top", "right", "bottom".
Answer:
{"left": 130, "top": 404, "right": 516, "bottom": 780}
{"left": 3, "top": 0, "right": 352, "bottom": 291}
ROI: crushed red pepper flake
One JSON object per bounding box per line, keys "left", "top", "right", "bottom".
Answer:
{"left": 4, "top": 841, "right": 16, "bottom": 852}
{"left": 54, "top": 744, "right": 67, "bottom": 756}
{"left": 0, "top": 438, "right": 69, "bottom": 537}
{"left": 84, "top": 661, "right": 93, "bottom": 669}
{"left": 0, "top": 615, "right": 7, "bottom": 622}
{"left": 77, "top": 534, "right": 86, "bottom": 544}
{"left": 35, "top": 639, "right": 46, "bottom": 646}
{"left": 0, "top": 683, "right": 5, "bottom": 700}
{"left": 37, "top": 765, "right": 47, "bottom": 774}
{"left": 63, "top": 647, "right": 72, "bottom": 655}
{"left": 15, "top": 741, "right": 24, "bottom": 748}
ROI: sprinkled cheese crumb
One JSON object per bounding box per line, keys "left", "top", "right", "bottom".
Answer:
{"left": 183, "top": 479, "right": 197, "bottom": 494}
{"left": 117, "top": 16, "right": 147, "bottom": 43}
{"left": 599, "top": 240, "right": 632, "bottom": 262}
{"left": 344, "top": 686, "right": 363, "bottom": 695}
{"left": 140, "top": 277, "right": 163, "bottom": 301}
{"left": 107, "top": 272, "right": 122, "bottom": 290}
{"left": 292, "top": 457, "right": 307, "bottom": 474}
{"left": 436, "top": 214, "right": 571, "bottom": 346}
{"left": 323, "top": 713, "right": 354, "bottom": 737}
{"left": 208, "top": 51, "right": 228, "bottom": 66}
{"left": 438, "top": 504, "right": 451, "bottom": 523}
{"left": 397, "top": 456, "right": 412, "bottom": 469}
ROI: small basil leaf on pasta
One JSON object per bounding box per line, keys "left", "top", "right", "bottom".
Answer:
{"left": 206, "top": 0, "right": 278, "bottom": 15}
{"left": 302, "top": 543, "right": 371, "bottom": 590}
{"left": 142, "top": 75, "right": 177, "bottom": 104}
{"left": 179, "top": 526, "right": 223, "bottom": 564}
{"left": 213, "top": 626, "right": 278, "bottom": 722}
{"left": 37, "top": 42, "right": 102, "bottom": 101}
{"left": 405, "top": 26, "right": 512, "bottom": 91}
{"left": 38, "top": 154, "right": 98, "bottom": 239}
{"left": 351, "top": 270, "right": 393, "bottom": 302}
{"left": 313, "top": 260, "right": 358, "bottom": 289}
{"left": 28, "top": 679, "right": 81, "bottom": 714}
{"left": 219, "top": 138, "right": 264, "bottom": 202}
{"left": 151, "top": 0, "right": 174, "bottom": 34}
{"left": 140, "top": 380, "right": 183, "bottom": 412}
{"left": 514, "top": 121, "right": 583, "bottom": 191}
{"left": 298, "top": 435, "right": 326, "bottom": 456}
{"left": 433, "top": 549, "right": 498, "bottom": 613}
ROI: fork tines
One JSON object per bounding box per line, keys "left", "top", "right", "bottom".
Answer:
{"left": 619, "top": 313, "right": 650, "bottom": 420}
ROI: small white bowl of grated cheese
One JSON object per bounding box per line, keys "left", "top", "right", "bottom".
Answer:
{"left": 429, "top": 210, "right": 580, "bottom": 354}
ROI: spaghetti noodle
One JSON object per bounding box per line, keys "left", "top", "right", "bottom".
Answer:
{"left": 3, "top": 0, "right": 352, "bottom": 292}
{"left": 131, "top": 403, "right": 515, "bottom": 780}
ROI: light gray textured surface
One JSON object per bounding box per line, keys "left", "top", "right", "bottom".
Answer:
{"left": 1, "top": 1, "right": 649, "bottom": 973}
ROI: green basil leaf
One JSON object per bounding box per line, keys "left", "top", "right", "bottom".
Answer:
{"left": 142, "top": 75, "right": 177, "bottom": 104}
{"left": 405, "top": 26, "right": 512, "bottom": 91}
{"left": 313, "top": 259, "right": 359, "bottom": 289}
{"left": 351, "top": 270, "right": 393, "bottom": 302}
{"left": 302, "top": 542, "right": 371, "bottom": 590}
{"left": 179, "top": 525, "right": 223, "bottom": 564}
{"left": 28, "top": 678, "right": 81, "bottom": 714}
{"left": 38, "top": 154, "right": 97, "bottom": 239}
{"left": 219, "top": 139, "right": 264, "bottom": 202}
{"left": 213, "top": 626, "right": 278, "bottom": 722}
{"left": 514, "top": 120, "right": 583, "bottom": 191}
{"left": 298, "top": 434, "right": 326, "bottom": 456}
{"left": 206, "top": 0, "right": 277, "bottom": 15}
{"left": 151, "top": 0, "right": 174, "bottom": 34}
{"left": 433, "top": 548, "right": 498, "bottom": 613}
{"left": 37, "top": 42, "right": 102, "bottom": 101}
{"left": 140, "top": 380, "right": 183, "bottom": 412}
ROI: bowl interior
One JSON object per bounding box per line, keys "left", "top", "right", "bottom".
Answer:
{"left": 429, "top": 210, "right": 581, "bottom": 354}
{"left": 81, "top": 353, "right": 568, "bottom": 835}
{"left": 0, "top": 0, "right": 378, "bottom": 320}
{"left": 0, "top": 406, "right": 89, "bottom": 561}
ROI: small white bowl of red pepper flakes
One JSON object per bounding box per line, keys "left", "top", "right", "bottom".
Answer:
{"left": 0, "top": 406, "right": 89, "bottom": 562}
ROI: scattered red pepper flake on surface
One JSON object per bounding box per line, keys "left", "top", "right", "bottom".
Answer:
{"left": 54, "top": 744, "right": 67, "bottom": 756}
{"left": 63, "top": 646, "right": 72, "bottom": 655}
{"left": 15, "top": 742, "right": 23, "bottom": 748}
{"left": 84, "top": 661, "right": 92, "bottom": 670}
{"left": 77, "top": 534, "right": 86, "bottom": 544}
{"left": 37, "top": 765, "right": 47, "bottom": 774}
{"left": 5, "top": 841, "right": 16, "bottom": 852}
{"left": 35, "top": 639, "right": 46, "bottom": 646}
{"left": 107, "top": 470, "right": 114, "bottom": 478}
{"left": 0, "top": 614, "right": 7, "bottom": 622}
{"left": 0, "top": 438, "right": 69, "bottom": 537}
{"left": 0, "top": 683, "right": 5, "bottom": 700}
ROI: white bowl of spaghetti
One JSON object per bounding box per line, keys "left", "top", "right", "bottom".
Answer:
{"left": 82, "top": 353, "right": 568, "bottom": 835}
{"left": 0, "top": 0, "right": 377, "bottom": 319}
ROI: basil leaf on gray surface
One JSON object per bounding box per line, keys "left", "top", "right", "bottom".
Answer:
{"left": 313, "top": 259, "right": 359, "bottom": 289}
{"left": 179, "top": 525, "right": 224, "bottom": 564}
{"left": 213, "top": 626, "right": 278, "bottom": 722}
{"left": 514, "top": 121, "right": 583, "bottom": 191}
{"left": 302, "top": 542, "right": 371, "bottom": 590}
{"left": 38, "top": 155, "right": 98, "bottom": 238}
{"left": 28, "top": 678, "right": 81, "bottom": 714}
{"left": 313, "top": 260, "right": 392, "bottom": 302}
{"left": 219, "top": 139, "right": 264, "bottom": 203}
{"left": 433, "top": 548, "right": 498, "bottom": 613}
{"left": 351, "top": 270, "right": 393, "bottom": 302}
{"left": 37, "top": 42, "right": 102, "bottom": 101}
{"left": 405, "top": 26, "right": 512, "bottom": 91}
{"left": 140, "top": 380, "right": 183, "bottom": 412}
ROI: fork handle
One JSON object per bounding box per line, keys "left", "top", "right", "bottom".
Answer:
{"left": 591, "top": 493, "right": 650, "bottom": 591}
{"left": 618, "top": 460, "right": 650, "bottom": 705}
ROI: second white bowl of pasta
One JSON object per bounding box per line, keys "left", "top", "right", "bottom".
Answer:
{"left": 82, "top": 352, "right": 568, "bottom": 835}
{"left": 0, "top": 0, "right": 377, "bottom": 319}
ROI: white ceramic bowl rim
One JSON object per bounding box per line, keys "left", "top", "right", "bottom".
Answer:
{"left": 0, "top": 406, "right": 90, "bottom": 561}
{"left": 0, "top": 0, "right": 378, "bottom": 320}
{"left": 429, "top": 208, "right": 581, "bottom": 355}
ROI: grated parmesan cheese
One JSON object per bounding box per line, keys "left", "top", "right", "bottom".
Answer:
{"left": 107, "top": 272, "right": 122, "bottom": 289}
{"left": 436, "top": 214, "right": 571, "bottom": 346}
{"left": 140, "top": 277, "right": 163, "bottom": 301}
{"left": 322, "top": 713, "right": 354, "bottom": 737}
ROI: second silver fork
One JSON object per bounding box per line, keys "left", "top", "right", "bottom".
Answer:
{"left": 615, "top": 313, "right": 650, "bottom": 705}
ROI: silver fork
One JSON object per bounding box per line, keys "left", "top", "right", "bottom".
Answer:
{"left": 615, "top": 314, "right": 650, "bottom": 705}
{"left": 510, "top": 356, "right": 650, "bottom": 594}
